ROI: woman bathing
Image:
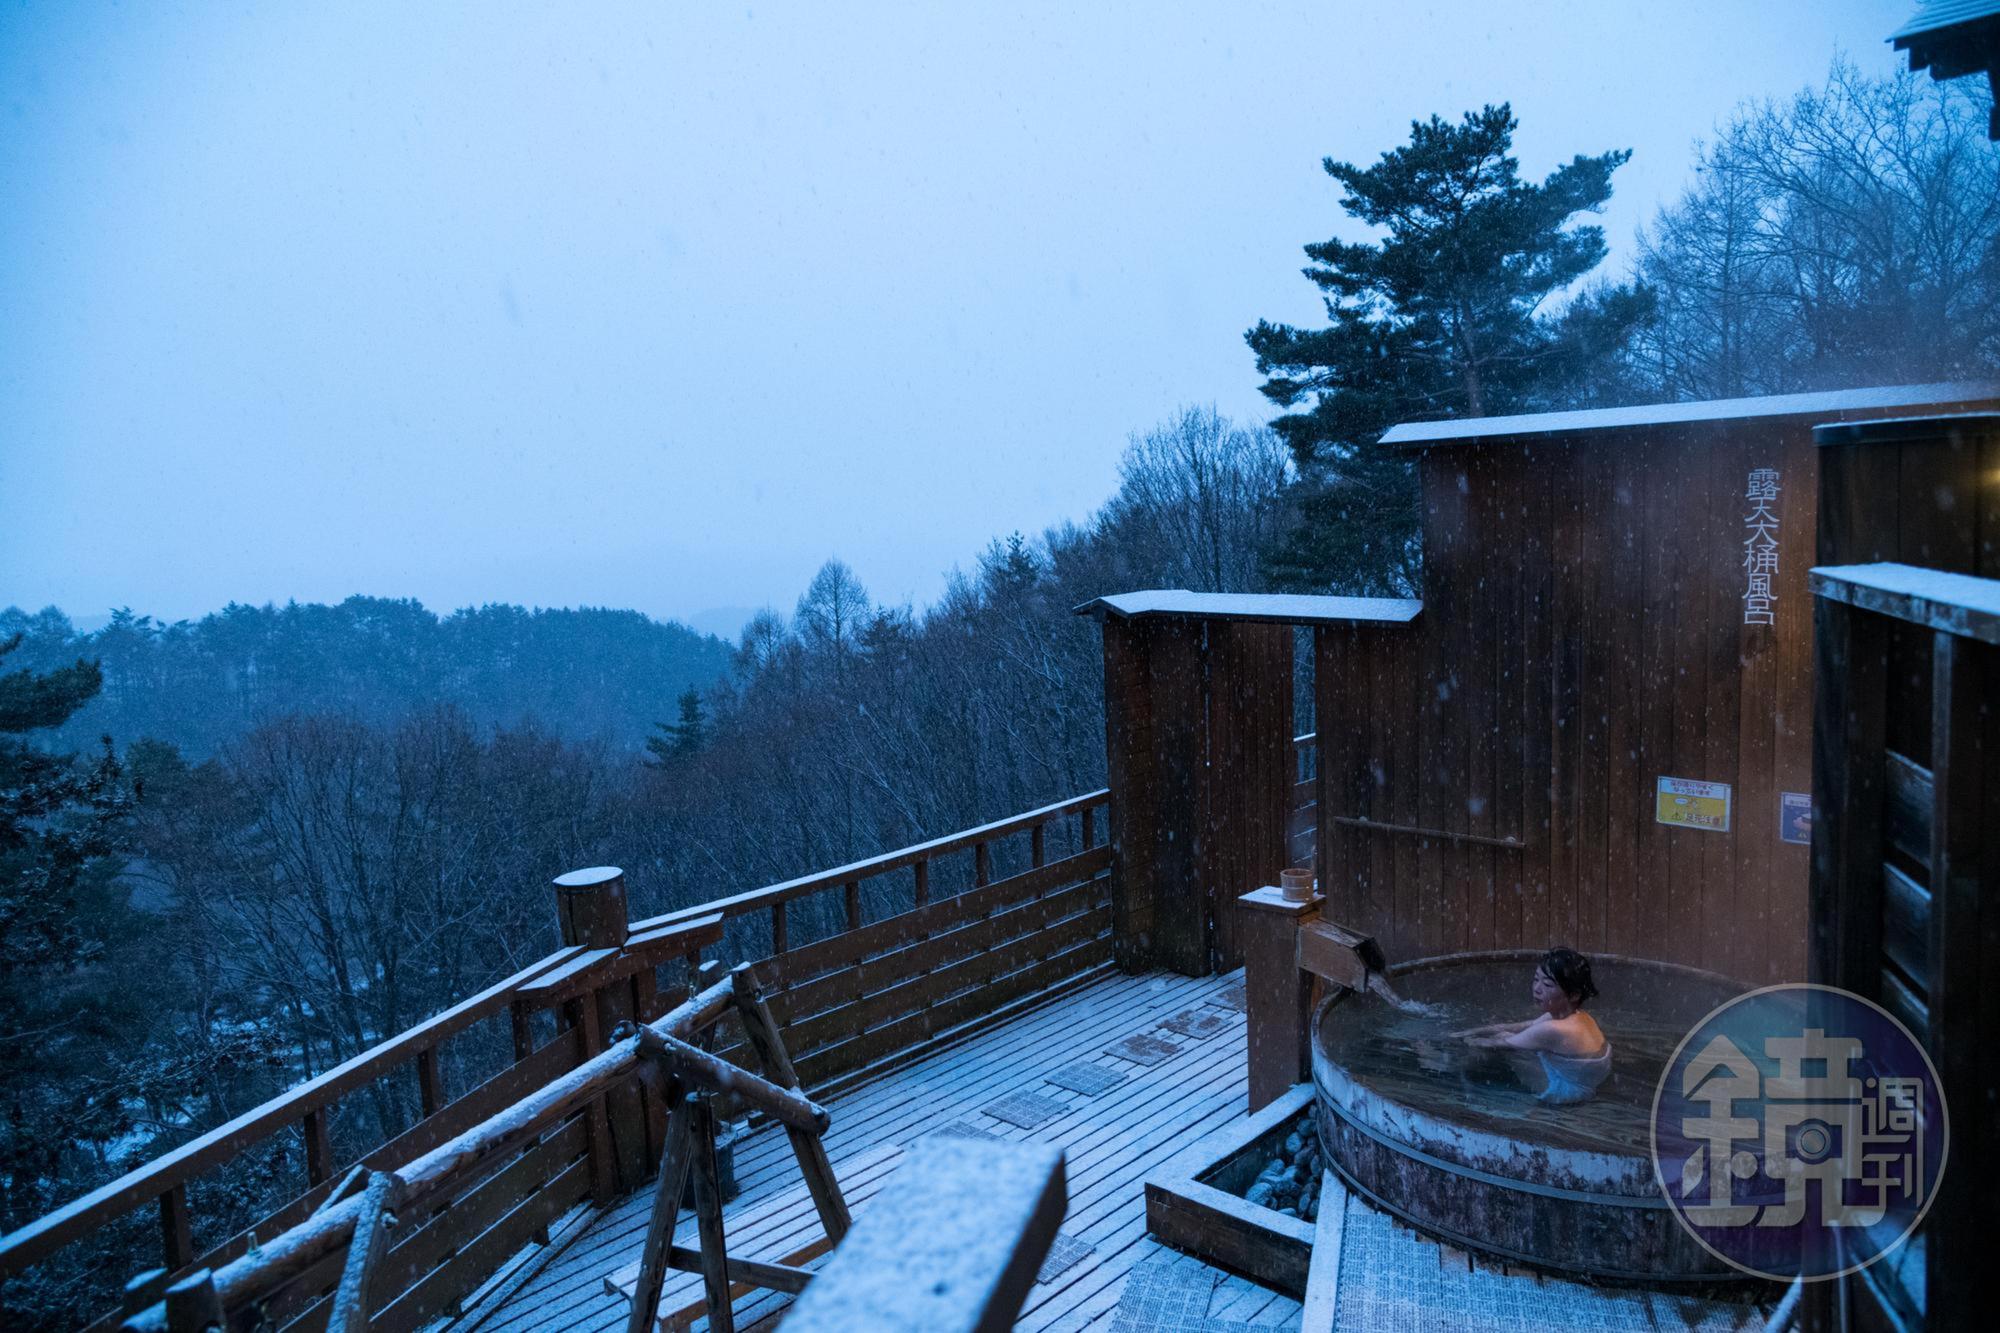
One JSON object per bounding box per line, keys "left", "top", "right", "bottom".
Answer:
{"left": 1452, "top": 948, "right": 1610, "bottom": 1104}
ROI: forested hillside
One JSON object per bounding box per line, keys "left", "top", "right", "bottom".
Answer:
{"left": 0, "top": 598, "right": 734, "bottom": 757}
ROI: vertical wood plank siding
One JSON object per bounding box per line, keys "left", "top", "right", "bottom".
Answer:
{"left": 1315, "top": 402, "right": 1996, "bottom": 985}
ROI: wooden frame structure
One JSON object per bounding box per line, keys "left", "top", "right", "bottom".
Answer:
{"left": 1806, "top": 562, "right": 1997, "bottom": 1333}
{"left": 619, "top": 963, "right": 848, "bottom": 1333}
{"left": 1080, "top": 590, "right": 1409, "bottom": 975}
{"left": 1803, "top": 409, "right": 2000, "bottom": 1333}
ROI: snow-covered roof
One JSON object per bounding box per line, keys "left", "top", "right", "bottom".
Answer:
{"left": 1813, "top": 411, "right": 2000, "bottom": 446}
{"left": 1377, "top": 381, "right": 2000, "bottom": 448}
{"left": 1892, "top": 0, "right": 2000, "bottom": 44}
{"left": 1811, "top": 562, "right": 2000, "bottom": 644}
{"left": 1074, "top": 590, "right": 1421, "bottom": 625}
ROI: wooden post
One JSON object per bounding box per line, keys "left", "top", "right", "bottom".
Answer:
{"left": 159, "top": 1182, "right": 194, "bottom": 1272}
{"left": 552, "top": 866, "right": 629, "bottom": 948}
{"left": 510, "top": 999, "right": 534, "bottom": 1062}
{"left": 302, "top": 1108, "right": 333, "bottom": 1187}
{"left": 415, "top": 1046, "right": 444, "bottom": 1119}
{"left": 163, "top": 1268, "right": 223, "bottom": 1333}
{"left": 1809, "top": 598, "right": 1886, "bottom": 991}
{"left": 1031, "top": 822, "right": 1046, "bottom": 868}
{"left": 122, "top": 1268, "right": 171, "bottom": 1318}
{"left": 1925, "top": 628, "right": 1995, "bottom": 1333}
{"left": 688, "top": 1095, "right": 735, "bottom": 1333}
{"left": 772, "top": 900, "right": 789, "bottom": 955}
{"left": 913, "top": 858, "right": 929, "bottom": 908}
{"left": 569, "top": 995, "right": 619, "bottom": 1207}
{"left": 1080, "top": 804, "right": 1095, "bottom": 851}
{"left": 1237, "top": 885, "right": 1322, "bottom": 1112}
{"left": 779, "top": 1139, "right": 1065, "bottom": 1333}
{"left": 843, "top": 880, "right": 861, "bottom": 932}
{"left": 975, "top": 840, "right": 992, "bottom": 887}
{"left": 552, "top": 865, "right": 650, "bottom": 1193}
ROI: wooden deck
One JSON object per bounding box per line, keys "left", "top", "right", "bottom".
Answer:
{"left": 449, "top": 966, "right": 1302, "bottom": 1332}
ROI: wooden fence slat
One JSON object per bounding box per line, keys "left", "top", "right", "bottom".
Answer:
{"left": 768, "top": 847, "right": 1111, "bottom": 993}
{"left": 792, "top": 905, "right": 1113, "bottom": 1087}
{"left": 776, "top": 879, "right": 1107, "bottom": 1049}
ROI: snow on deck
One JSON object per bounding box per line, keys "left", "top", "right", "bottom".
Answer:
{"left": 446, "top": 968, "right": 1300, "bottom": 1332}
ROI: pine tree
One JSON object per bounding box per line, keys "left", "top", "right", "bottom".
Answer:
{"left": 644, "top": 687, "right": 708, "bottom": 767}
{"left": 1246, "top": 104, "right": 1652, "bottom": 592}
{"left": 0, "top": 635, "right": 125, "bottom": 972}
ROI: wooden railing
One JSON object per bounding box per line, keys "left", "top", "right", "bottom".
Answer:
{"left": 0, "top": 789, "right": 1114, "bottom": 1332}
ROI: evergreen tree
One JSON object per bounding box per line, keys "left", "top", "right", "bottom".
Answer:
{"left": 644, "top": 687, "right": 708, "bottom": 766}
{"left": 0, "top": 635, "right": 125, "bottom": 973}
{"left": 1246, "top": 104, "right": 1652, "bottom": 592}
{"left": 0, "top": 634, "right": 134, "bottom": 1232}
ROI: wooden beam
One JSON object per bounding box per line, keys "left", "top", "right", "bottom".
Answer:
{"left": 326, "top": 1171, "right": 402, "bottom": 1333}
{"left": 688, "top": 1096, "right": 734, "bottom": 1333}
{"left": 663, "top": 1245, "right": 812, "bottom": 1294}
{"left": 727, "top": 964, "right": 850, "bottom": 1244}
{"left": 623, "top": 1087, "right": 697, "bottom": 1333}
{"left": 780, "top": 1138, "right": 1065, "bottom": 1333}
{"left": 636, "top": 1027, "right": 830, "bottom": 1136}
{"left": 1299, "top": 1171, "right": 1348, "bottom": 1333}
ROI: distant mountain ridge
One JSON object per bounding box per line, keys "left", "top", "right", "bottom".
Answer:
{"left": 0, "top": 596, "right": 735, "bottom": 758}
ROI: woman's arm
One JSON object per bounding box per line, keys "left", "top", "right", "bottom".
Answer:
{"left": 1461, "top": 1017, "right": 1549, "bottom": 1046}
{"left": 1451, "top": 1018, "right": 1535, "bottom": 1039}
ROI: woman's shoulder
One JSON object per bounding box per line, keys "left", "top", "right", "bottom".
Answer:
{"left": 1556, "top": 1010, "right": 1607, "bottom": 1054}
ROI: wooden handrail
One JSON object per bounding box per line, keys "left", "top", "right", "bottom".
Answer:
{"left": 120, "top": 976, "right": 747, "bottom": 1333}
{"left": 2, "top": 789, "right": 1115, "bottom": 1309}
{"left": 0, "top": 945, "right": 584, "bottom": 1277}
{"left": 631, "top": 789, "right": 1110, "bottom": 934}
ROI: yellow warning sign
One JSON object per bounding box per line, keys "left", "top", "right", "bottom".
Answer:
{"left": 1656, "top": 777, "right": 1732, "bottom": 832}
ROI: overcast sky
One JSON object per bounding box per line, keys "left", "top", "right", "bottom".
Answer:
{"left": 0, "top": 1, "right": 1912, "bottom": 631}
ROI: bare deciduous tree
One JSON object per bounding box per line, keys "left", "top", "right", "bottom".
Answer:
{"left": 1635, "top": 61, "right": 2000, "bottom": 397}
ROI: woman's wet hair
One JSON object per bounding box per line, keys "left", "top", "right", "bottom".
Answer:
{"left": 1539, "top": 947, "right": 1599, "bottom": 1006}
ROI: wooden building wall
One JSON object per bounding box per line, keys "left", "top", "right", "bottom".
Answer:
{"left": 1315, "top": 409, "right": 1944, "bottom": 986}
{"left": 1102, "top": 615, "right": 1294, "bottom": 975}
{"left": 1806, "top": 412, "right": 1999, "bottom": 1332}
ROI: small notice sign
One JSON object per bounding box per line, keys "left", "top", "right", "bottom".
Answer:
{"left": 1656, "top": 777, "right": 1732, "bottom": 832}
{"left": 1779, "top": 791, "right": 1812, "bottom": 845}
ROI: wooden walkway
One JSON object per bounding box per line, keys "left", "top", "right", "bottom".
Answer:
{"left": 449, "top": 966, "right": 1302, "bottom": 1332}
